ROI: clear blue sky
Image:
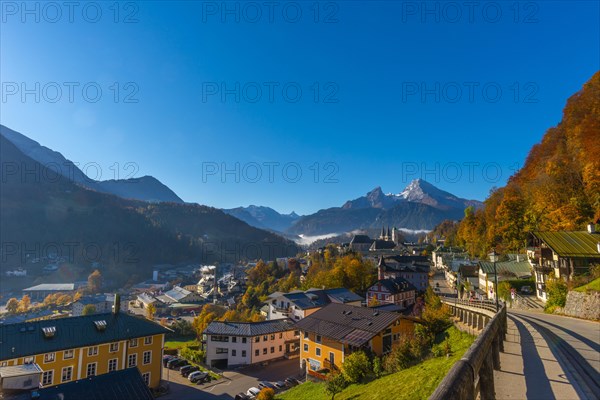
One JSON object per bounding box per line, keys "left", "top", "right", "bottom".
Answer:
{"left": 1, "top": 1, "right": 598, "bottom": 215}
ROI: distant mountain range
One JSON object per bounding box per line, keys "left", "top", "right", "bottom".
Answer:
{"left": 286, "top": 180, "right": 483, "bottom": 236}
{"left": 0, "top": 125, "right": 183, "bottom": 203}
{"left": 0, "top": 126, "right": 298, "bottom": 287}
{"left": 222, "top": 206, "right": 301, "bottom": 232}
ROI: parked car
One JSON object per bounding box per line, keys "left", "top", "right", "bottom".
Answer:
{"left": 273, "top": 381, "right": 287, "bottom": 390}
{"left": 285, "top": 377, "right": 300, "bottom": 386}
{"left": 174, "top": 360, "right": 190, "bottom": 370}
{"left": 258, "top": 381, "right": 276, "bottom": 390}
{"left": 180, "top": 365, "right": 198, "bottom": 377}
{"left": 234, "top": 393, "right": 251, "bottom": 400}
{"left": 167, "top": 358, "right": 187, "bottom": 369}
{"left": 165, "top": 357, "right": 180, "bottom": 368}
{"left": 188, "top": 371, "right": 208, "bottom": 383}
{"left": 520, "top": 286, "right": 533, "bottom": 294}
{"left": 246, "top": 387, "right": 261, "bottom": 397}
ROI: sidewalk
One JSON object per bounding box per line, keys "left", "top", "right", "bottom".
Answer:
{"left": 494, "top": 312, "right": 581, "bottom": 400}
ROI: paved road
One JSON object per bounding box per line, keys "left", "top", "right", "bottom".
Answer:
{"left": 430, "top": 270, "right": 457, "bottom": 297}
{"left": 495, "top": 309, "right": 600, "bottom": 400}
{"left": 161, "top": 358, "right": 303, "bottom": 400}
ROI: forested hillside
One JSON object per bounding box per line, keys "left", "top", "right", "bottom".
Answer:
{"left": 447, "top": 72, "right": 600, "bottom": 256}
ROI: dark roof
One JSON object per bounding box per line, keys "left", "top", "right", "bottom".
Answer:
{"left": 478, "top": 260, "right": 532, "bottom": 278}
{"left": 295, "top": 303, "right": 402, "bottom": 347}
{"left": 273, "top": 288, "right": 362, "bottom": 310}
{"left": 204, "top": 319, "right": 296, "bottom": 337}
{"left": 370, "top": 240, "right": 397, "bottom": 250}
{"left": 458, "top": 265, "right": 479, "bottom": 277}
{"left": 0, "top": 312, "right": 169, "bottom": 360}
{"left": 532, "top": 231, "right": 600, "bottom": 258}
{"left": 350, "top": 235, "right": 373, "bottom": 244}
{"left": 369, "top": 277, "right": 416, "bottom": 295}
{"left": 36, "top": 368, "right": 153, "bottom": 400}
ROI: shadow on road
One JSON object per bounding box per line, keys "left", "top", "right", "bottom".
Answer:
{"left": 510, "top": 315, "right": 555, "bottom": 399}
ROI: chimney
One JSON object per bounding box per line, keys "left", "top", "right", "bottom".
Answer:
{"left": 588, "top": 223, "right": 596, "bottom": 234}
{"left": 378, "top": 256, "right": 385, "bottom": 280}
{"left": 112, "top": 294, "right": 121, "bottom": 315}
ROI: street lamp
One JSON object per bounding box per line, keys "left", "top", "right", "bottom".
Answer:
{"left": 489, "top": 249, "right": 500, "bottom": 312}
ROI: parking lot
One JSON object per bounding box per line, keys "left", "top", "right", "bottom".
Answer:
{"left": 161, "top": 358, "right": 304, "bottom": 400}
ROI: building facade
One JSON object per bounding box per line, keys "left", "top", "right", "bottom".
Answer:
{"left": 295, "top": 303, "right": 416, "bottom": 373}
{"left": 0, "top": 302, "right": 168, "bottom": 389}
{"left": 203, "top": 319, "right": 299, "bottom": 369}
{"left": 366, "top": 277, "right": 416, "bottom": 309}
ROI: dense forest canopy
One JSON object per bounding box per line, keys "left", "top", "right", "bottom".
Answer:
{"left": 438, "top": 72, "right": 600, "bottom": 257}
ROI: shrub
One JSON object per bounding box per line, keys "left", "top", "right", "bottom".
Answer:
{"left": 257, "top": 388, "right": 275, "bottom": 400}
{"left": 372, "top": 356, "right": 383, "bottom": 378}
{"left": 342, "top": 351, "right": 371, "bottom": 383}
{"left": 325, "top": 372, "right": 348, "bottom": 400}
{"left": 545, "top": 276, "right": 568, "bottom": 312}
{"left": 179, "top": 345, "right": 205, "bottom": 364}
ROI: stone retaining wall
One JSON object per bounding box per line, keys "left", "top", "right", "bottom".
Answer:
{"left": 559, "top": 291, "right": 600, "bottom": 320}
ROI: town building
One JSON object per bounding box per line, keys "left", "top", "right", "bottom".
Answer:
{"left": 529, "top": 225, "right": 600, "bottom": 301}
{"left": 377, "top": 256, "right": 430, "bottom": 292}
{"left": 295, "top": 303, "right": 416, "bottom": 374}
{"left": 266, "top": 288, "right": 363, "bottom": 321}
{"left": 1, "top": 368, "right": 154, "bottom": 400}
{"left": 72, "top": 294, "right": 128, "bottom": 316}
{"left": 366, "top": 277, "right": 416, "bottom": 309}
{"left": 0, "top": 297, "right": 168, "bottom": 389}
{"left": 349, "top": 235, "right": 373, "bottom": 253}
{"left": 203, "top": 319, "right": 299, "bottom": 369}
{"left": 478, "top": 258, "right": 532, "bottom": 301}
{"left": 22, "top": 284, "right": 77, "bottom": 301}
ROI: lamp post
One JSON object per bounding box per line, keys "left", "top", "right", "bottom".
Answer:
{"left": 490, "top": 249, "right": 500, "bottom": 312}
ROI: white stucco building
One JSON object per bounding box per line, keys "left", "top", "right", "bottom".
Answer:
{"left": 203, "top": 319, "right": 299, "bottom": 369}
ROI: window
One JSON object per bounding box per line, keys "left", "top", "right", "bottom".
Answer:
{"left": 270, "top": 347, "right": 274, "bottom": 353}
{"left": 86, "top": 363, "right": 97, "bottom": 377}
{"left": 255, "top": 337, "right": 260, "bottom": 343}
{"left": 270, "top": 334, "right": 275, "bottom": 340}
{"left": 61, "top": 367, "right": 72, "bottom": 382}
{"left": 109, "top": 342, "right": 119, "bottom": 352}
{"left": 303, "top": 344, "right": 308, "bottom": 352}
{"left": 255, "top": 349, "right": 259, "bottom": 356}
{"left": 142, "top": 372, "right": 150, "bottom": 386}
{"left": 24, "top": 357, "right": 34, "bottom": 364}
{"left": 44, "top": 353, "right": 55, "bottom": 363}
{"left": 242, "top": 350, "right": 246, "bottom": 357}
{"left": 279, "top": 345, "right": 282, "bottom": 352}
{"left": 279, "top": 333, "right": 283, "bottom": 339}
{"left": 128, "top": 354, "right": 137, "bottom": 368}
{"left": 129, "top": 338, "right": 138, "bottom": 347}
{"left": 315, "top": 335, "right": 322, "bottom": 344}
{"left": 144, "top": 336, "right": 152, "bottom": 345}
{"left": 216, "top": 348, "right": 228, "bottom": 354}
{"left": 232, "top": 337, "right": 237, "bottom": 343}
{"left": 211, "top": 335, "right": 229, "bottom": 342}
{"left": 232, "top": 350, "right": 236, "bottom": 357}
{"left": 303, "top": 332, "right": 308, "bottom": 339}
{"left": 263, "top": 335, "right": 268, "bottom": 341}
{"left": 143, "top": 351, "right": 151, "bottom": 365}
{"left": 263, "top": 348, "right": 267, "bottom": 355}
{"left": 88, "top": 346, "right": 98, "bottom": 356}
{"left": 294, "top": 331, "right": 299, "bottom": 336}
{"left": 316, "top": 348, "right": 321, "bottom": 356}
{"left": 63, "top": 350, "right": 74, "bottom": 360}
{"left": 42, "top": 370, "right": 53, "bottom": 386}
{"left": 108, "top": 359, "right": 118, "bottom": 372}
{"left": 242, "top": 337, "right": 247, "bottom": 343}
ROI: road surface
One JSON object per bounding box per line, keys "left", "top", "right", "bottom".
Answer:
{"left": 495, "top": 309, "right": 600, "bottom": 400}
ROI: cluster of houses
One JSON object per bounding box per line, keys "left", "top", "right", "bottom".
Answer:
{"left": 432, "top": 223, "right": 600, "bottom": 303}
{"left": 203, "top": 269, "right": 421, "bottom": 375}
